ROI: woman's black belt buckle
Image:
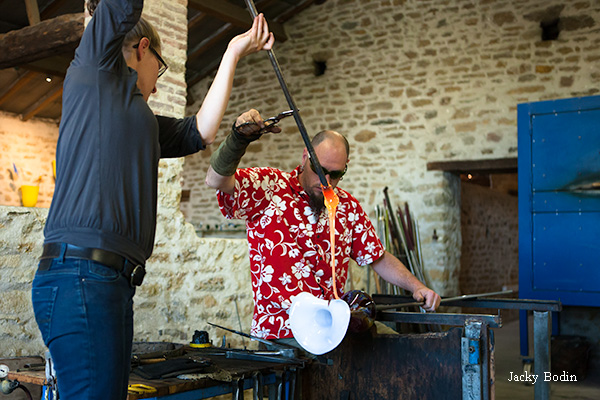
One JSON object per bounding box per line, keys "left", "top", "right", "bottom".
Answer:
{"left": 128, "top": 263, "right": 146, "bottom": 287}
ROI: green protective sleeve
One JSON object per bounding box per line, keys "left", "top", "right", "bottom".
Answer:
{"left": 209, "top": 124, "right": 261, "bottom": 176}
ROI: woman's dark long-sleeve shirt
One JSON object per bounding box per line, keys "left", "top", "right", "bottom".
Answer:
{"left": 44, "top": 0, "right": 204, "bottom": 265}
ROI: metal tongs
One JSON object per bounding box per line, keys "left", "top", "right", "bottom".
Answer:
{"left": 264, "top": 109, "right": 295, "bottom": 125}
{"left": 235, "top": 109, "right": 296, "bottom": 136}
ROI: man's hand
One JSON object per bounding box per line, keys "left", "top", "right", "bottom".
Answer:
{"left": 235, "top": 109, "right": 282, "bottom": 137}
{"left": 412, "top": 287, "right": 441, "bottom": 312}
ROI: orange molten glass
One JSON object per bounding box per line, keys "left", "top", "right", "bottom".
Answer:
{"left": 322, "top": 184, "right": 340, "bottom": 300}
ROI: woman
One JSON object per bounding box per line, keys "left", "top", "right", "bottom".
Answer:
{"left": 31, "top": 1, "right": 273, "bottom": 399}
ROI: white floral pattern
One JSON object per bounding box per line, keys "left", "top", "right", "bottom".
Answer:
{"left": 217, "top": 167, "right": 384, "bottom": 339}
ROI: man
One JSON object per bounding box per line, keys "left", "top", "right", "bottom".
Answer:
{"left": 206, "top": 109, "right": 441, "bottom": 340}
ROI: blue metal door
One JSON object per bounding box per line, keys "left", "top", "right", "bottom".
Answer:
{"left": 518, "top": 96, "right": 600, "bottom": 306}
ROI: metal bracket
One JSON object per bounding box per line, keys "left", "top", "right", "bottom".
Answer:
{"left": 462, "top": 320, "right": 483, "bottom": 400}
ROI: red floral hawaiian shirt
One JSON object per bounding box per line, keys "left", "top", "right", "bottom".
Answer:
{"left": 217, "top": 166, "right": 385, "bottom": 339}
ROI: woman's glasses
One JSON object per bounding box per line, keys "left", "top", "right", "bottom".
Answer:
{"left": 133, "top": 42, "right": 168, "bottom": 78}
{"left": 309, "top": 162, "right": 347, "bottom": 180}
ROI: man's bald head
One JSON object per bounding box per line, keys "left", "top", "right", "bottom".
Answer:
{"left": 311, "top": 130, "right": 350, "bottom": 160}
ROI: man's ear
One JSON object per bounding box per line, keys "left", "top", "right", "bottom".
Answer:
{"left": 301, "top": 148, "right": 308, "bottom": 165}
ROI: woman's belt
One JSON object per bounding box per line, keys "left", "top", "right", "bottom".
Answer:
{"left": 39, "top": 243, "right": 145, "bottom": 286}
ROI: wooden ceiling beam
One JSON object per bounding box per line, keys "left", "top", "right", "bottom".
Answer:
{"left": 0, "top": 12, "right": 83, "bottom": 69}
{"left": 187, "top": 57, "right": 221, "bottom": 88}
{"left": 426, "top": 158, "right": 518, "bottom": 174}
{"left": 188, "top": 11, "right": 207, "bottom": 30}
{"left": 40, "top": 0, "right": 70, "bottom": 20}
{"left": 24, "top": 0, "right": 41, "bottom": 25}
{"left": 21, "top": 83, "right": 63, "bottom": 121}
{"left": 275, "top": 0, "right": 315, "bottom": 24}
{"left": 0, "top": 70, "right": 36, "bottom": 107}
{"left": 20, "top": 55, "right": 72, "bottom": 77}
{"left": 188, "top": 0, "right": 287, "bottom": 42}
{"left": 188, "top": 23, "right": 235, "bottom": 62}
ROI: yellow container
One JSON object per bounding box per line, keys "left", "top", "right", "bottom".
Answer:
{"left": 21, "top": 185, "right": 39, "bottom": 207}
{"left": 52, "top": 160, "right": 56, "bottom": 179}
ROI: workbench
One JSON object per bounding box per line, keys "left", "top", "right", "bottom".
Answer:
{"left": 5, "top": 347, "right": 304, "bottom": 400}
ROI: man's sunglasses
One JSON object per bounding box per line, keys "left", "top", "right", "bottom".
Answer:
{"left": 133, "top": 42, "right": 168, "bottom": 78}
{"left": 309, "top": 161, "right": 347, "bottom": 180}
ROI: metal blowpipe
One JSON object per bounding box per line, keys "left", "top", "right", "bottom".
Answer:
{"left": 243, "top": 0, "right": 330, "bottom": 188}
{"left": 376, "top": 290, "right": 513, "bottom": 311}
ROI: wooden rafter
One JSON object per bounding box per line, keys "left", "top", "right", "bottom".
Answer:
{"left": 40, "top": 0, "right": 71, "bottom": 20}
{"left": 24, "top": 0, "right": 41, "bottom": 25}
{"left": 0, "top": 70, "right": 37, "bottom": 107}
{"left": 188, "top": 0, "right": 287, "bottom": 42}
{"left": 21, "top": 83, "right": 63, "bottom": 121}
{"left": 188, "top": 23, "right": 235, "bottom": 63}
{"left": 187, "top": 57, "right": 222, "bottom": 88}
{"left": 21, "top": 55, "right": 72, "bottom": 78}
{"left": 188, "top": 11, "right": 207, "bottom": 30}
{"left": 275, "top": 0, "right": 316, "bottom": 23}
{"left": 426, "top": 158, "right": 518, "bottom": 174}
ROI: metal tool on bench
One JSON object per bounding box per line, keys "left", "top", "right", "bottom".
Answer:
{"left": 16, "top": 363, "right": 45, "bottom": 372}
{"left": 207, "top": 322, "right": 301, "bottom": 362}
{"left": 127, "top": 383, "right": 157, "bottom": 395}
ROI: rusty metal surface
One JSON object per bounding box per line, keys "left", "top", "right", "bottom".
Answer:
{"left": 302, "top": 326, "right": 463, "bottom": 400}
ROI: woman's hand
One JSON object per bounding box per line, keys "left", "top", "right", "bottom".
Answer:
{"left": 227, "top": 13, "right": 275, "bottom": 60}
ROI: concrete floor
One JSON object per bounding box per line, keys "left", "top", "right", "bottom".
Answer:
{"left": 493, "top": 318, "right": 600, "bottom": 400}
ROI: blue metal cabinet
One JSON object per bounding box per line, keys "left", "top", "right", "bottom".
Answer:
{"left": 518, "top": 95, "right": 600, "bottom": 307}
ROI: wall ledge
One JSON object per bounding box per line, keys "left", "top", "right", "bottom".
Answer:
{"left": 427, "top": 158, "right": 518, "bottom": 175}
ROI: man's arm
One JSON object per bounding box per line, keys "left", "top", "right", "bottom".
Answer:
{"left": 206, "top": 165, "right": 236, "bottom": 195}
{"left": 205, "top": 109, "right": 281, "bottom": 194}
{"left": 371, "top": 251, "right": 441, "bottom": 311}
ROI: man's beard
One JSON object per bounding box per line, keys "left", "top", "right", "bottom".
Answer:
{"left": 307, "top": 190, "right": 326, "bottom": 215}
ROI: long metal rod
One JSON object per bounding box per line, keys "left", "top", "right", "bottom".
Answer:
{"left": 373, "top": 294, "right": 562, "bottom": 312}
{"left": 377, "top": 311, "right": 502, "bottom": 328}
{"left": 376, "top": 290, "right": 513, "bottom": 311}
{"left": 244, "top": 0, "right": 329, "bottom": 188}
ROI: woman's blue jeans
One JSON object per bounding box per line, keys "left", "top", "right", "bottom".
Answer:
{"left": 32, "top": 252, "right": 136, "bottom": 400}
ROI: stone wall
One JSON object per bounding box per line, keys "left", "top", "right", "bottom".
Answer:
{"left": 182, "top": 0, "right": 600, "bottom": 298}
{"left": 459, "top": 181, "right": 518, "bottom": 294}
